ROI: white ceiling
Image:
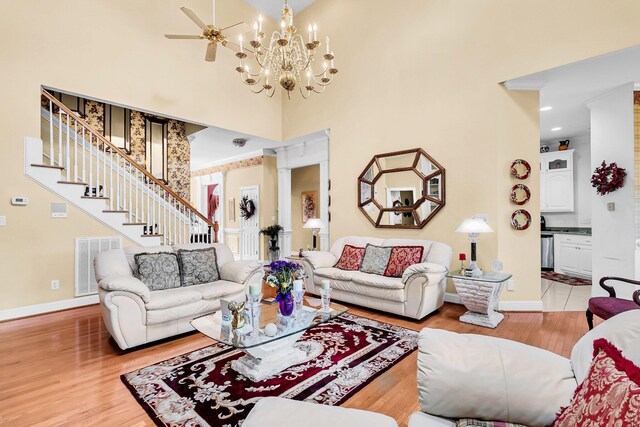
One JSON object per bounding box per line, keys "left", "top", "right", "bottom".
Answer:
{"left": 241, "top": 0, "right": 316, "bottom": 21}
{"left": 190, "top": 126, "right": 327, "bottom": 170}
{"left": 505, "top": 45, "right": 640, "bottom": 141}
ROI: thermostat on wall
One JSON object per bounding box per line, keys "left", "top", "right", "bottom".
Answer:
{"left": 11, "top": 197, "right": 28, "bottom": 206}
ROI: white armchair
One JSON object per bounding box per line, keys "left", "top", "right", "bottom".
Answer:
{"left": 409, "top": 309, "right": 640, "bottom": 426}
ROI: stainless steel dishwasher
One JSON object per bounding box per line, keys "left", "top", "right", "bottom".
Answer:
{"left": 541, "top": 234, "right": 554, "bottom": 270}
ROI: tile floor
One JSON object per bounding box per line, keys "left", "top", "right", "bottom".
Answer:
{"left": 541, "top": 278, "right": 592, "bottom": 312}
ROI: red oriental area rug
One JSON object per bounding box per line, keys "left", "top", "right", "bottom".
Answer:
{"left": 542, "top": 271, "right": 592, "bottom": 286}
{"left": 121, "top": 313, "right": 418, "bottom": 427}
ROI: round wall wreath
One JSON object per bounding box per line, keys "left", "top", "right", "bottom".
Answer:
{"left": 591, "top": 161, "right": 626, "bottom": 196}
{"left": 239, "top": 195, "right": 256, "bottom": 219}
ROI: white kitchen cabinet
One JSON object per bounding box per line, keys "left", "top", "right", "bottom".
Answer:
{"left": 540, "top": 150, "right": 574, "bottom": 213}
{"left": 554, "top": 233, "right": 592, "bottom": 278}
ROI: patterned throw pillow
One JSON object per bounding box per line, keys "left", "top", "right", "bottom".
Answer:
{"left": 383, "top": 246, "right": 425, "bottom": 277}
{"left": 134, "top": 252, "right": 181, "bottom": 291}
{"left": 552, "top": 338, "right": 640, "bottom": 426}
{"left": 457, "top": 420, "right": 526, "bottom": 427}
{"left": 360, "top": 244, "right": 393, "bottom": 275}
{"left": 335, "top": 245, "right": 365, "bottom": 270}
{"left": 177, "top": 248, "right": 220, "bottom": 287}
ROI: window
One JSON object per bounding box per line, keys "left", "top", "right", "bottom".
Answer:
{"left": 105, "top": 105, "right": 131, "bottom": 153}
{"left": 145, "top": 117, "right": 168, "bottom": 183}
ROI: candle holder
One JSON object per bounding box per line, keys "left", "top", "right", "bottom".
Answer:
{"left": 247, "top": 292, "right": 263, "bottom": 338}
{"left": 320, "top": 288, "right": 331, "bottom": 313}
{"left": 292, "top": 289, "right": 305, "bottom": 321}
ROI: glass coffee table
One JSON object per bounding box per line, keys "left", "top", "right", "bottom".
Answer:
{"left": 191, "top": 298, "right": 348, "bottom": 381}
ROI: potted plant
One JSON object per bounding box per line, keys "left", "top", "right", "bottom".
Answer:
{"left": 259, "top": 224, "right": 284, "bottom": 262}
{"left": 264, "top": 261, "right": 303, "bottom": 316}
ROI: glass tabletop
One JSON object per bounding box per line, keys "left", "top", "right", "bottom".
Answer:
{"left": 191, "top": 297, "right": 348, "bottom": 349}
{"left": 447, "top": 271, "right": 513, "bottom": 283}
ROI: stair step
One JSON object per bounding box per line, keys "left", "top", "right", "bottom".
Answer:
{"left": 58, "top": 181, "right": 87, "bottom": 186}
{"left": 103, "top": 210, "right": 128, "bottom": 213}
{"left": 123, "top": 223, "right": 146, "bottom": 226}
{"left": 81, "top": 196, "right": 109, "bottom": 200}
{"left": 141, "top": 234, "right": 163, "bottom": 237}
{"left": 31, "top": 163, "right": 65, "bottom": 170}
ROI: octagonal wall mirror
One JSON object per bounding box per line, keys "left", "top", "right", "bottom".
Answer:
{"left": 358, "top": 148, "right": 446, "bottom": 229}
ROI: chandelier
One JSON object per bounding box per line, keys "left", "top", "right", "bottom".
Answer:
{"left": 234, "top": 0, "right": 338, "bottom": 99}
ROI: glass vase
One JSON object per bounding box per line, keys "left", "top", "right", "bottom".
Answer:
{"left": 277, "top": 292, "right": 295, "bottom": 317}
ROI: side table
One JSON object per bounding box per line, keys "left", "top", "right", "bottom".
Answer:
{"left": 447, "top": 271, "right": 512, "bottom": 328}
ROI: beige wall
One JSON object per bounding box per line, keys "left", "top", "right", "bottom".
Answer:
{"left": 291, "top": 165, "right": 321, "bottom": 251}
{"left": 0, "top": 0, "right": 281, "bottom": 310}
{"left": 283, "top": 0, "right": 640, "bottom": 302}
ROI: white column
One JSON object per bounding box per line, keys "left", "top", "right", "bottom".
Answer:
{"left": 218, "top": 171, "right": 226, "bottom": 244}
{"left": 319, "top": 160, "right": 330, "bottom": 251}
{"left": 278, "top": 168, "right": 292, "bottom": 258}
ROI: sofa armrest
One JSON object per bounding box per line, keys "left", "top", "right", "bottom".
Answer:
{"left": 219, "top": 260, "right": 262, "bottom": 284}
{"left": 402, "top": 262, "right": 447, "bottom": 284}
{"left": 416, "top": 328, "right": 576, "bottom": 426}
{"left": 301, "top": 251, "right": 338, "bottom": 269}
{"left": 99, "top": 275, "right": 150, "bottom": 303}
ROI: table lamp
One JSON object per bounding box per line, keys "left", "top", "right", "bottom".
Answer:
{"left": 455, "top": 218, "right": 493, "bottom": 277}
{"left": 303, "top": 218, "right": 324, "bottom": 251}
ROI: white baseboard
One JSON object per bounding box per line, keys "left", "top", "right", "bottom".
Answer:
{"left": 445, "top": 292, "right": 543, "bottom": 312}
{"left": 0, "top": 295, "right": 99, "bottom": 322}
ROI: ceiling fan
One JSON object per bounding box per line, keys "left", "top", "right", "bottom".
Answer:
{"left": 165, "top": 2, "right": 253, "bottom": 62}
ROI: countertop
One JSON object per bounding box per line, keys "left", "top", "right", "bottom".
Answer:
{"left": 541, "top": 227, "right": 591, "bottom": 236}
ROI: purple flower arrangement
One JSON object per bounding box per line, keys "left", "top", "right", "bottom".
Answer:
{"left": 264, "top": 260, "right": 303, "bottom": 295}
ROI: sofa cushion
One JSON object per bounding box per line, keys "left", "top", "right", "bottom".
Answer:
{"left": 352, "top": 272, "right": 405, "bottom": 290}
{"left": 176, "top": 247, "right": 220, "bottom": 287}
{"left": 124, "top": 245, "right": 173, "bottom": 272}
{"left": 335, "top": 245, "right": 365, "bottom": 271}
{"left": 360, "top": 244, "right": 393, "bottom": 275}
{"left": 134, "top": 252, "right": 181, "bottom": 291}
{"left": 94, "top": 249, "right": 132, "bottom": 281}
{"left": 145, "top": 287, "right": 203, "bottom": 310}
{"left": 384, "top": 246, "right": 424, "bottom": 277}
{"left": 456, "top": 420, "right": 526, "bottom": 427}
{"left": 554, "top": 339, "right": 640, "bottom": 427}
{"left": 188, "top": 280, "right": 246, "bottom": 300}
{"left": 382, "top": 239, "right": 432, "bottom": 262}
{"left": 315, "top": 267, "right": 359, "bottom": 282}
{"left": 313, "top": 270, "right": 406, "bottom": 302}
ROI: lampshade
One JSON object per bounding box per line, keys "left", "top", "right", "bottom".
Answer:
{"left": 303, "top": 218, "right": 325, "bottom": 229}
{"left": 455, "top": 218, "right": 493, "bottom": 234}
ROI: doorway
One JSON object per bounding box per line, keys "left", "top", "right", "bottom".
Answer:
{"left": 240, "top": 185, "right": 260, "bottom": 260}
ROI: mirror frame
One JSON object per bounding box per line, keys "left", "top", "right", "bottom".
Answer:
{"left": 357, "top": 148, "right": 446, "bottom": 229}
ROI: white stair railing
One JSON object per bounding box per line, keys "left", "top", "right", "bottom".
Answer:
{"left": 40, "top": 89, "right": 217, "bottom": 245}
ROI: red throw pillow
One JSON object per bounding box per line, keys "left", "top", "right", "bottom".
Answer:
{"left": 553, "top": 338, "right": 640, "bottom": 426}
{"left": 383, "top": 246, "right": 424, "bottom": 277}
{"left": 334, "top": 245, "right": 365, "bottom": 271}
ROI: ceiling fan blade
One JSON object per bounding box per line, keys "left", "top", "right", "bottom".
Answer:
{"left": 223, "top": 41, "right": 254, "bottom": 57}
{"left": 205, "top": 43, "right": 217, "bottom": 62}
{"left": 221, "top": 22, "right": 252, "bottom": 40}
{"left": 180, "top": 7, "right": 208, "bottom": 31}
{"left": 165, "top": 34, "right": 203, "bottom": 39}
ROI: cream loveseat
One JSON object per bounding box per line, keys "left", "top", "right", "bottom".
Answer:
{"left": 301, "top": 237, "right": 452, "bottom": 320}
{"left": 94, "top": 243, "right": 262, "bottom": 350}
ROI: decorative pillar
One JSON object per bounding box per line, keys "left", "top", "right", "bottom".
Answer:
{"left": 278, "top": 168, "right": 292, "bottom": 258}
{"left": 319, "top": 160, "right": 330, "bottom": 251}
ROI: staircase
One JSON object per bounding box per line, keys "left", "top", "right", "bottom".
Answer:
{"left": 25, "top": 89, "right": 216, "bottom": 247}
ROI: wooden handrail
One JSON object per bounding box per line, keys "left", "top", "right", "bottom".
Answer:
{"left": 41, "top": 89, "right": 213, "bottom": 227}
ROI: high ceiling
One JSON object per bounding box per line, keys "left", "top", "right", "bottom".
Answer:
{"left": 505, "top": 45, "right": 640, "bottom": 141}
{"left": 241, "top": 0, "right": 316, "bottom": 21}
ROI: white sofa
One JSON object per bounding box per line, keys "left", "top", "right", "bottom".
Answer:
{"left": 244, "top": 310, "right": 640, "bottom": 426}
{"left": 301, "top": 237, "right": 452, "bottom": 320}
{"left": 94, "top": 243, "right": 262, "bottom": 350}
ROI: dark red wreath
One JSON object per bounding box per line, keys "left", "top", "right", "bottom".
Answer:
{"left": 591, "top": 161, "right": 626, "bottom": 196}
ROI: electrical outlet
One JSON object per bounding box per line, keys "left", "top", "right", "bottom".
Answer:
{"left": 51, "top": 280, "right": 60, "bottom": 290}
{"left": 0, "top": 216, "right": 6, "bottom": 226}
{"left": 507, "top": 279, "right": 515, "bottom": 291}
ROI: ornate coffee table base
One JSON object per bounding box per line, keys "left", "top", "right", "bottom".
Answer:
{"left": 230, "top": 329, "right": 307, "bottom": 382}
{"left": 450, "top": 273, "right": 511, "bottom": 329}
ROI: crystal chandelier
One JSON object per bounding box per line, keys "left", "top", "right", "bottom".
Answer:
{"left": 234, "top": 0, "right": 338, "bottom": 99}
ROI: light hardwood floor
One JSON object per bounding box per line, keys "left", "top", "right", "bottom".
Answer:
{"left": 0, "top": 303, "right": 597, "bottom": 427}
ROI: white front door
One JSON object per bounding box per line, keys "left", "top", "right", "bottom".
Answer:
{"left": 240, "top": 186, "right": 259, "bottom": 260}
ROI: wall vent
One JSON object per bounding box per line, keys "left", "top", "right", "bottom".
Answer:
{"left": 75, "top": 237, "right": 122, "bottom": 296}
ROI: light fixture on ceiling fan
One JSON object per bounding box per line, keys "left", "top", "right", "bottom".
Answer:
{"left": 233, "top": 138, "right": 247, "bottom": 148}
{"left": 164, "top": 1, "right": 254, "bottom": 62}
{"left": 234, "top": 0, "right": 338, "bottom": 99}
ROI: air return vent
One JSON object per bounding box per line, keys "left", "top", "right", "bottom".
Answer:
{"left": 75, "top": 237, "right": 122, "bottom": 296}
